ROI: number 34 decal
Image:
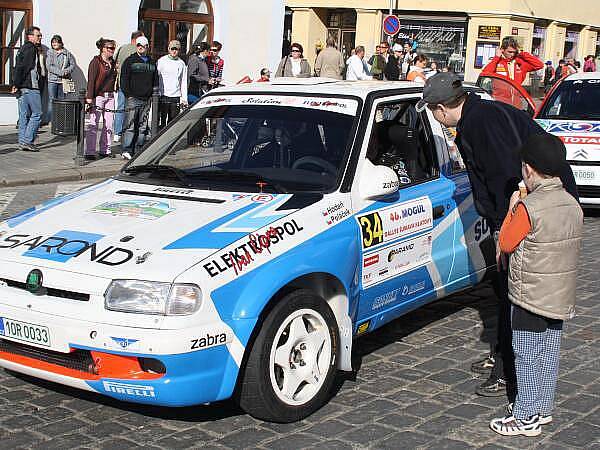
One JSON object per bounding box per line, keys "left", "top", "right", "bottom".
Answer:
{"left": 359, "top": 212, "right": 383, "bottom": 248}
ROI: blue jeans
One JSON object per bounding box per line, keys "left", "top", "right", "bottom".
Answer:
{"left": 18, "top": 88, "right": 42, "bottom": 145}
{"left": 47, "top": 82, "right": 64, "bottom": 123}
{"left": 122, "top": 97, "right": 151, "bottom": 156}
{"left": 113, "top": 89, "right": 126, "bottom": 136}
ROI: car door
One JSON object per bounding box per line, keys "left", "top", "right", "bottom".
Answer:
{"left": 351, "top": 95, "right": 458, "bottom": 334}
{"left": 476, "top": 73, "right": 536, "bottom": 116}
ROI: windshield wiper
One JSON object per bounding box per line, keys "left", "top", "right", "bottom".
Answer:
{"left": 190, "top": 169, "right": 289, "bottom": 193}
{"left": 123, "top": 164, "right": 192, "bottom": 187}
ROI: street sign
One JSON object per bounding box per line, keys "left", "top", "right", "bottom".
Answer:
{"left": 383, "top": 15, "right": 400, "bottom": 36}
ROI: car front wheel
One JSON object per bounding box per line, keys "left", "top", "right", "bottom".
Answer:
{"left": 238, "top": 289, "right": 339, "bottom": 422}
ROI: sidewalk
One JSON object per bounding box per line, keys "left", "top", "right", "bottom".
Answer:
{"left": 0, "top": 125, "right": 125, "bottom": 187}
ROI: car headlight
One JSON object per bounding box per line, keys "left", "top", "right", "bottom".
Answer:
{"left": 105, "top": 280, "right": 202, "bottom": 315}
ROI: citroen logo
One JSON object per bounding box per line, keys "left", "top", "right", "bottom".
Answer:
{"left": 25, "top": 269, "right": 43, "bottom": 295}
{"left": 573, "top": 148, "right": 588, "bottom": 160}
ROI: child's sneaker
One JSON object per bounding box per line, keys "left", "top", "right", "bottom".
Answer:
{"left": 490, "top": 414, "right": 541, "bottom": 437}
{"left": 506, "top": 403, "right": 552, "bottom": 425}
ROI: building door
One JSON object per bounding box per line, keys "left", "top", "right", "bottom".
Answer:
{"left": 139, "top": 0, "right": 213, "bottom": 61}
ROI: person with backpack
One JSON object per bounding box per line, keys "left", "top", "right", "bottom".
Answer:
{"left": 275, "top": 43, "right": 311, "bottom": 78}
{"left": 85, "top": 37, "right": 117, "bottom": 160}
{"left": 367, "top": 44, "right": 385, "bottom": 80}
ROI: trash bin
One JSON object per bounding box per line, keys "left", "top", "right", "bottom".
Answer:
{"left": 51, "top": 99, "right": 81, "bottom": 136}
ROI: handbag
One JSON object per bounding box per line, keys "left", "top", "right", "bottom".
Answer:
{"left": 60, "top": 52, "right": 75, "bottom": 93}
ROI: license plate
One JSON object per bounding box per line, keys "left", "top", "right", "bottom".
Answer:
{"left": 0, "top": 317, "right": 51, "bottom": 347}
{"left": 571, "top": 166, "right": 599, "bottom": 186}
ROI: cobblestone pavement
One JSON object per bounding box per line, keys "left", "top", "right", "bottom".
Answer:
{"left": 0, "top": 183, "right": 598, "bottom": 449}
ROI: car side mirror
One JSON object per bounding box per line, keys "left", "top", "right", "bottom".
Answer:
{"left": 359, "top": 159, "right": 400, "bottom": 200}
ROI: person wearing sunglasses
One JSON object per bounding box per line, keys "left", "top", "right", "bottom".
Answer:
{"left": 207, "top": 40, "right": 224, "bottom": 89}
{"left": 275, "top": 42, "right": 311, "bottom": 78}
{"left": 84, "top": 37, "right": 117, "bottom": 160}
{"left": 120, "top": 35, "right": 158, "bottom": 160}
{"left": 157, "top": 40, "right": 188, "bottom": 129}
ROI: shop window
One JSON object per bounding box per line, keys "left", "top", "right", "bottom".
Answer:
{"left": 139, "top": 0, "right": 212, "bottom": 60}
{"left": 0, "top": 0, "right": 32, "bottom": 91}
{"left": 366, "top": 101, "right": 438, "bottom": 187}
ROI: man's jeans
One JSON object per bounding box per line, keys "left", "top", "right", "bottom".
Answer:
{"left": 122, "top": 97, "right": 151, "bottom": 156}
{"left": 113, "top": 89, "right": 126, "bottom": 136}
{"left": 18, "top": 88, "right": 42, "bottom": 145}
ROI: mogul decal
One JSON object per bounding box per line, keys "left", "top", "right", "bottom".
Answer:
{"left": 362, "top": 233, "right": 432, "bottom": 288}
{"left": 91, "top": 200, "right": 173, "bottom": 220}
{"left": 0, "top": 230, "right": 134, "bottom": 266}
{"left": 202, "top": 219, "right": 304, "bottom": 277}
{"left": 357, "top": 197, "right": 433, "bottom": 249}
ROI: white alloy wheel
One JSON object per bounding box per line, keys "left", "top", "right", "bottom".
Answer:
{"left": 268, "top": 308, "right": 332, "bottom": 406}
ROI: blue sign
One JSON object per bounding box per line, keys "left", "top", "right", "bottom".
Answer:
{"left": 383, "top": 15, "right": 400, "bottom": 36}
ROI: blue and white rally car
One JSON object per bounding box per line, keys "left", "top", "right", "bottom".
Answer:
{"left": 0, "top": 79, "right": 494, "bottom": 422}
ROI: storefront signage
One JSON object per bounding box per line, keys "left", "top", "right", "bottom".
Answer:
{"left": 478, "top": 26, "right": 501, "bottom": 40}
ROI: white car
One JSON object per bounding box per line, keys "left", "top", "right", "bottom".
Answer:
{"left": 0, "top": 79, "right": 494, "bottom": 422}
{"left": 536, "top": 71, "right": 600, "bottom": 207}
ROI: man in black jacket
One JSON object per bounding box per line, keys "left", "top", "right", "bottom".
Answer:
{"left": 120, "top": 35, "right": 158, "bottom": 159}
{"left": 417, "top": 73, "right": 577, "bottom": 398}
{"left": 11, "top": 26, "right": 45, "bottom": 152}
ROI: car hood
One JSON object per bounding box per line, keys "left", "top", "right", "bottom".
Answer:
{"left": 0, "top": 179, "right": 302, "bottom": 282}
{"left": 536, "top": 119, "right": 600, "bottom": 162}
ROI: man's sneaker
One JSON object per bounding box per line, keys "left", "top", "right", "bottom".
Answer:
{"left": 121, "top": 152, "right": 132, "bottom": 160}
{"left": 490, "top": 414, "right": 541, "bottom": 437}
{"left": 507, "top": 403, "right": 552, "bottom": 425}
{"left": 476, "top": 376, "right": 507, "bottom": 397}
{"left": 471, "top": 355, "right": 495, "bottom": 374}
{"left": 20, "top": 143, "right": 39, "bottom": 152}
{"left": 113, "top": 134, "right": 121, "bottom": 143}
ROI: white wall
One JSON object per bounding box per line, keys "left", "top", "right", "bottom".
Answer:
{"left": 0, "top": 0, "right": 285, "bottom": 124}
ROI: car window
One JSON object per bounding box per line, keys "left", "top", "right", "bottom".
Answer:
{"left": 538, "top": 79, "right": 600, "bottom": 120}
{"left": 126, "top": 99, "right": 358, "bottom": 193}
{"left": 366, "top": 101, "right": 439, "bottom": 186}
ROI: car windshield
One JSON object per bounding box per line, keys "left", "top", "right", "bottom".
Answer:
{"left": 120, "top": 94, "right": 359, "bottom": 193}
{"left": 537, "top": 79, "right": 600, "bottom": 120}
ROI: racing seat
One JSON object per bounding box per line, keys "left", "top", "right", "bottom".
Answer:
{"left": 385, "top": 124, "right": 424, "bottom": 181}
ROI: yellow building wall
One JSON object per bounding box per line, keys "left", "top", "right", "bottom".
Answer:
{"left": 290, "top": 7, "right": 328, "bottom": 70}
{"left": 580, "top": 27, "right": 599, "bottom": 60}
{"left": 356, "top": 9, "right": 382, "bottom": 60}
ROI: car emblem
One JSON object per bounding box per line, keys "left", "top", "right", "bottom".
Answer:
{"left": 25, "top": 269, "right": 43, "bottom": 294}
{"left": 573, "top": 148, "right": 588, "bottom": 160}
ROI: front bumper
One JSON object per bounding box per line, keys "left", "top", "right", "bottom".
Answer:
{"left": 0, "top": 302, "right": 240, "bottom": 407}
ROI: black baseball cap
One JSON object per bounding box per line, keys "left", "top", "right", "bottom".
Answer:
{"left": 416, "top": 72, "right": 466, "bottom": 112}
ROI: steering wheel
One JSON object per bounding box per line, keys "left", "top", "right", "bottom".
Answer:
{"left": 291, "top": 156, "right": 337, "bottom": 176}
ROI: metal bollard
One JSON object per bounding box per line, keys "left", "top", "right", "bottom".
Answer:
{"left": 75, "top": 89, "right": 87, "bottom": 166}
{"left": 151, "top": 87, "right": 159, "bottom": 138}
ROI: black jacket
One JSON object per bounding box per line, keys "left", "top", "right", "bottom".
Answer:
{"left": 13, "top": 41, "right": 44, "bottom": 89}
{"left": 456, "top": 93, "right": 578, "bottom": 229}
{"left": 120, "top": 53, "right": 158, "bottom": 99}
{"left": 384, "top": 54, "right": 400, "bottom": 81}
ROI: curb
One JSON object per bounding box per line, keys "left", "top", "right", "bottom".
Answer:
{"left": 0, "top": 165, "right": 123, "bottom": 188}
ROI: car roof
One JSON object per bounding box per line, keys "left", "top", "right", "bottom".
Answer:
{"left": 564, "top": 71, "right": 600, "bottom": 81}
{"left": 211, "top": 77, "right": 426, "bottom": 100}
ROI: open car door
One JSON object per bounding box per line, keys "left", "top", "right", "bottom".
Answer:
{"left": 476, "top": 73, "right": 536, "bottom": 117}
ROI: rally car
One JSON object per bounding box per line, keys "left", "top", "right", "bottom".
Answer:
{"left": 477, "top": 71, "right": 600, "bottom": 207}
{"left": 0, "top": 79, "right": 495, "bottom": 423}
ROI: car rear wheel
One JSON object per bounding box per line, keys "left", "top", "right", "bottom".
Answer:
{"left": 238, "top": 289, "right": 339, "bottom": 422}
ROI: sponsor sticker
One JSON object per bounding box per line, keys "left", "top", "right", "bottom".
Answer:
{"left": 190, "top": 332, "right": 230, "bottom": 350}
{"left": 357, "top": 197, "right": 433, "bottom": 249}
{"left": 561, "top": 135, "right": 600, "bottom": 145}
{"left": 357, "top": 321, "right": 370, "bottom": 334}
{"left": 322, "top": 201, "right": 351, "bottom": 226}
{"left": 103, "top": 381, "right": 155, "bottom": 398}
{"left": 541, "top": 121, "right": 600, "bottom": 134}
{"left": 371, "top": 281, "right": 426, "bottom": 310}
{"left": 91, "top": 200, "right": 173, "bottom": 220}
{"left": 110, "top": 337, "right": 140, "bottom": 350}
{"left": 362, "top": 233, "right": 432, "bottom": 288}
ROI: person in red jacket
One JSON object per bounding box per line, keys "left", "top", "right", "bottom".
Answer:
{"left": 482, "top": 37, "right": 543, "bottom": 85}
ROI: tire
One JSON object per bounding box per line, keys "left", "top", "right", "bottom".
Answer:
{"left": 237, "top": 289, "right": 339, "bottom": 423}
